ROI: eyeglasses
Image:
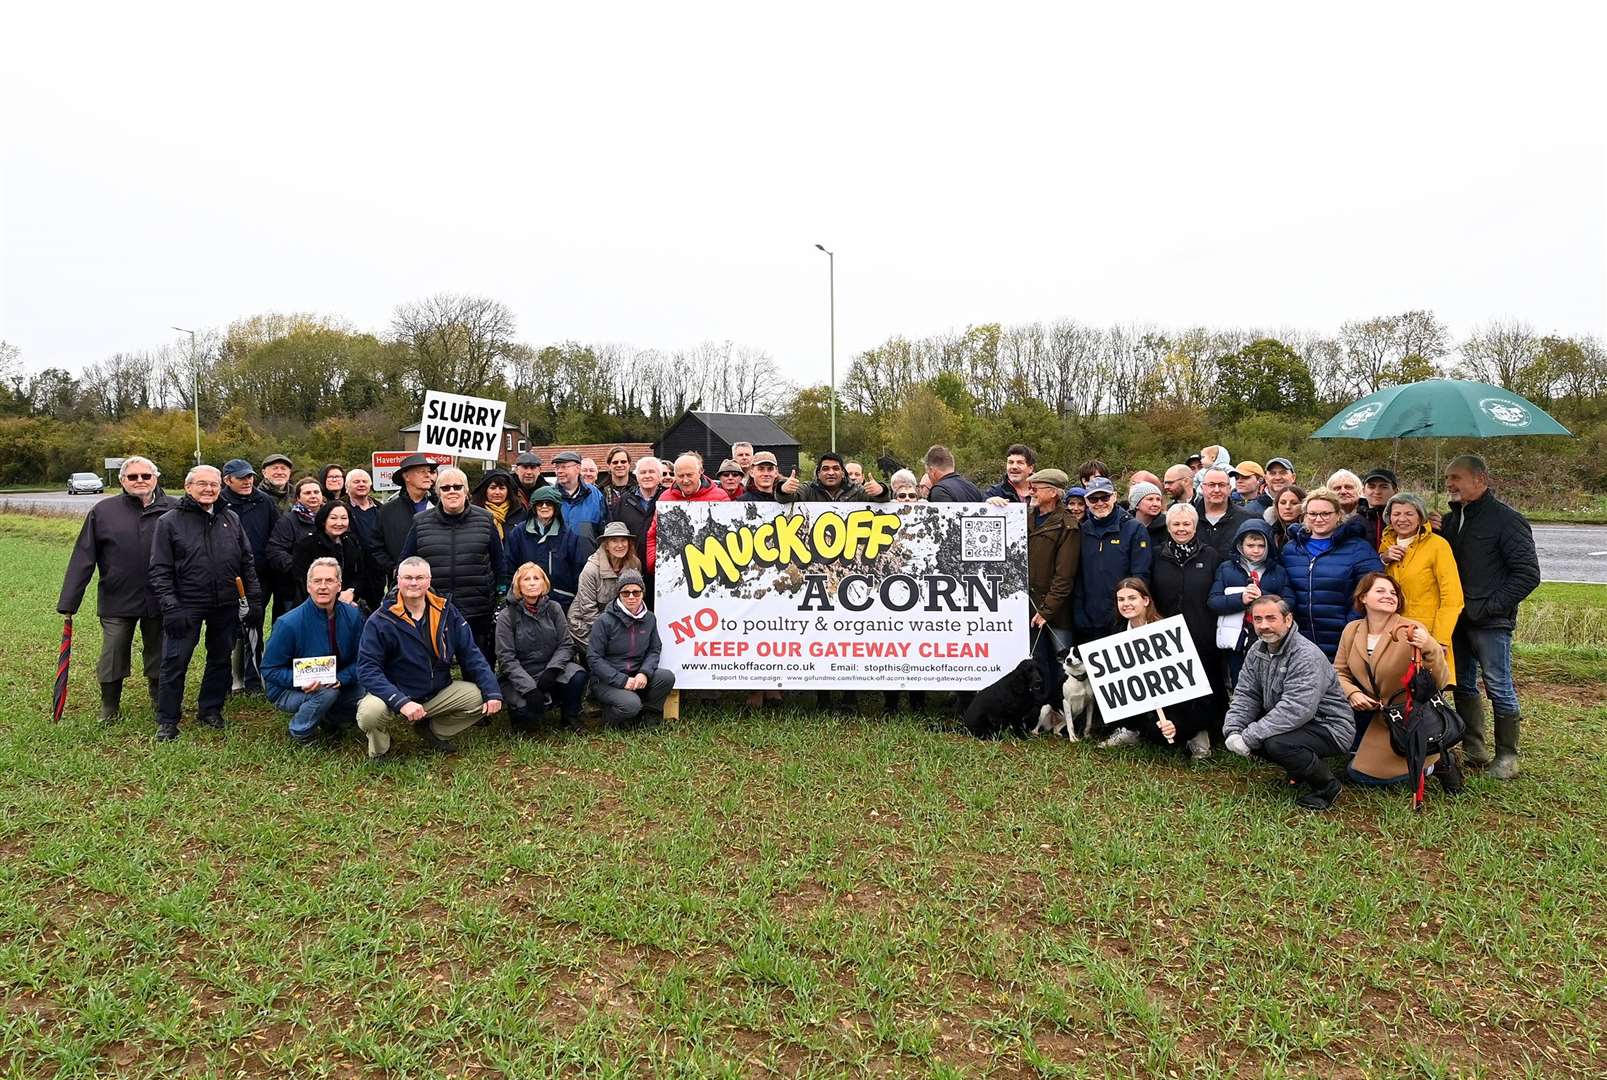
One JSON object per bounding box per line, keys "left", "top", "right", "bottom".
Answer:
{"left": 1085, "top": 493, "right": 1114, "bottom": 502}
{"left": 618, "top": 588, "right": 644, "bottom": 596}
{"left": 189, "top": 481, "right": 220, "bottom": 489}
{"left": 125, "top": 473, "right": 154, "bottom": 481}
{"left": 895, "top": 491, "right": 919, "bottom": 500}
{"left": 438, "top": 484, "right": 466, "bottom": 492}
{"left": 1305, "top": 510, "right": 1335, "bottom": 519}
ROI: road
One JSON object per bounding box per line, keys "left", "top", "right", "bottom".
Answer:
{"left": 6, "top": 491, "right": 1607, "bottom": 583}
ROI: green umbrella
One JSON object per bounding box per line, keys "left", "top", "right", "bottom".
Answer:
{"left": 1312, "top": 379, "right": 1571, "bottom": 440}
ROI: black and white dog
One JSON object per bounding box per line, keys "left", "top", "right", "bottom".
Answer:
{"left": 963, "top": 659, "right": 1044, "bottom": 739}
{"left": 1036, "top": 652, "right": 1097, "bottom": 741}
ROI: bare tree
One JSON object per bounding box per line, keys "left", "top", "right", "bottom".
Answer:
{"left": 391, "top": 293, "right": 517, "bottom": 400}
{"left": 1459, "top": 320, "right": 1539, "bottom": 391}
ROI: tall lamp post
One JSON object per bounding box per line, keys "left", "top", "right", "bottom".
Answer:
{"left": 813, "top": 244, "right": 835, "bottom": 451}
{"left": 172, "top": 326, "right": 202, "bottom": 465}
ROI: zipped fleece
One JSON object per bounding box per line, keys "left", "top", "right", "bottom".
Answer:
{"left": 356, "top": 590, "right": 500, "bottom": 713}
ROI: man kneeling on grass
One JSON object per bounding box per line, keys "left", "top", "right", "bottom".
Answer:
{"left": 262, "top": 557, "right": 365, "bottom": 746}
{"left": 1221, "top": 594, "right": 1355, "bottom": 811}
{"left": 588, "top": 569, "right": 675, "bottom": 727}
{"left": 355, "top": 556, "right": 501, "bottom": 761}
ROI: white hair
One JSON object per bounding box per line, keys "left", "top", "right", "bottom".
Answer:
{"left": 1165, "top": 502, "right": 1199, "bottom": 523}
{"left": 346, "top": 468, "right": 371, "bottom": 485}
{"left": 119, "top": 456, "right": 159, "bottom": 479}
{"left": 436, "top": 466, "right": 467, "bottom": 486}
{"left": 889, "top": 468, "right": 918, "bottom": 492}
{"left": 674, "top": 452, "right": 701, "bottom": 471}
{"left": 1327, "top": 469, "right": 1362, "bottom": 489}
{"left": 635, "top": 457, "right": 661, "bottom": 478}
{"left": 184, "top": 465, "right": 220, "bottom": 485}
{"left": 305, "top": 556, "right": 343, "bottom": 586}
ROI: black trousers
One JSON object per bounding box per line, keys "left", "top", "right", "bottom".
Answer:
{"left": 157, "top": 605, "right": 239, "bottom": 724}
{"left": 1256, "top": 725, "right": 1343, "bottom": 780}
{"left": 467, "top": 615, "right": 496, "bottom": 672}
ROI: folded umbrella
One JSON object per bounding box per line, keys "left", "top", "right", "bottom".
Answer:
{"left": 52, "top": 616, "right": 73, "bottom": 721}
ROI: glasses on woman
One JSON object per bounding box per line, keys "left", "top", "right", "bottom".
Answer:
{"left": 895, "top": 491, "right": 919, "bottom": 501}
{"left": 438, "top": 483, "right": 466, "bottom": 492}
{"left": 618, "top": 587, "right": 644, "bottom": 597}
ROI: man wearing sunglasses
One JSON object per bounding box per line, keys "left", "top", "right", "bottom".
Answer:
{"left": 58, "top": 455, "right": 178, "bottom": 723}
{"left": 587, "top": 569, "right": 675, "bottom": 727}
{"left": 398, "top": 466, "right": 506, "bottom": 664}
{"left": 1071, "top": 476, "right": 1153, "bottom": 641}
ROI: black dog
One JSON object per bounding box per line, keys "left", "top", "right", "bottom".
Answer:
{"left": 962, "top": 659, "right": 1044, "bottom": 739}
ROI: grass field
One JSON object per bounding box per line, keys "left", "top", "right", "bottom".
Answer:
{"left": 2, "top": 513, "right": 1604, "bottom": 1078}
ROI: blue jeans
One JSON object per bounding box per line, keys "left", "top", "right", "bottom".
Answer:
{"left": 272, "top": 683, "right": 363, "bottom": 738}
{"left": 1452, "top": 624, "right": 1519, "bottom": 715}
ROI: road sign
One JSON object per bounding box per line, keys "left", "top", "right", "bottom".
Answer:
{"left": 370, "top": 450, "right": 454, "bottom": 492}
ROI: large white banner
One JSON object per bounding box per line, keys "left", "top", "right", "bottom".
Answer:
{"left": 654, "top": 501, "right": 1029, "bottom": 690}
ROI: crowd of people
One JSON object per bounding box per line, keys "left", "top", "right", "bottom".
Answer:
{"left": 57, "top": 440, "right": 1540, "bottom": 806}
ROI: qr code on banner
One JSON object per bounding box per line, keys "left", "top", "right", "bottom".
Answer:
{"left": 961, "top": 516, "right": 1005, "bottom": 561}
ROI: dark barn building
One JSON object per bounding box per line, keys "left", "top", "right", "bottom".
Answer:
{"left": 655, "top": 411, "right": 801, "bottom": 475}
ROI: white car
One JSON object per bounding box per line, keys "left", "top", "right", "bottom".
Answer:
{"left": 67, "top": 472, "right": 105, "bottom": 495}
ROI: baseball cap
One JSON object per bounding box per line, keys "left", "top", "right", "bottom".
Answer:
{"left": 1266, "top": 457, "right": 1294, "bottom": 472}
{"left": 751, "top": 451, "right": 778, "bottom": 467}
{"left": 1364, "top": 467, "right": 1399, "bottom": 487}
{"left": 221, "top": 458, "right": 255, "bottom": 478}
{"left": 1084, "top": 476, "right": 1116, "bottom": 496}
{"left": 1231, "top": 461, "right": 1265, "bottom": 478}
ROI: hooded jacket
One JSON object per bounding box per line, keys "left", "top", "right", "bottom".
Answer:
{"left": 1278, "top": 522, "right": 1385, "bottom": 659}
{"left": 261, "top": 596, "right": 366, "bottom": 702}
{"left": 472, "top": 468, "right": 527, "bottom": 541}
{"left": 569, "top": 544, "right": 642, "bottom": 647}
{"left": 1208, "top": 518, "right": 1293, "bottom": 650}
{"left": 495, "top": 592, "right": 583, "bottom": 709}
{"left": 645, "top": 478, "right": 729, "bottom": 572}
{"left": 588, "top": 600, "right": 664, "bottom": 688}
{"left": 1190, "top": 497, "right": 1255, "bottom": 558}
{"left": 1027, "top": 505, "right": 1079, "bottom": 631}
{"left": 399, "top": 501, "right": 506, "bottom": 622}
{"left": 292, "top": 527, "right": 375, "bottom": 612}
{"left": 1222, "top": 624, "right": 1354, "bottom": 751}
{"left": 1072, "top": 505, "right": 1153, "bottom": 634}
{"left": 1440, "top": 488, "right": 1539, "bottom": 632}
{"left": 356, "top": 590, "right": 500, "bottom": 713}
{"left": 58, "top": 488, "right": 178, "bottom": 618}
{"left": 505, "top": 487, "right": 594, "bottom": 606}
{"left": 555, "top": 478, "right": 606, "bottom": 540}
{"left": 148, "top": 495, "right": 262, "bottom": 614}
{"left": 1380, "top": 520, "right": 1464, "bottom": 679}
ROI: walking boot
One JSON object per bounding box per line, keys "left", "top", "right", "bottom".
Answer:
{"left": 98, "top": 681, "right": 123, "bottom": 723}
{"left": 1295, "top": 760, "right": 1341, "bottom": 811}
{"left": 1489, "top": 712, "right": 1520, "bottom": 780}
{"left": 1454, "top": 691, "right": 1493, "bottom": 766}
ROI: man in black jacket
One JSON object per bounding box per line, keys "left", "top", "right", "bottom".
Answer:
{"left": 148, "top": 465, "right": 263, "bottom": 741}
{"left": 399, "top": 465, "right": 506, "bottom": 662}
{"left": 220, "top": 458, "right": 276, "bottom": 692}
{"left": 922, "top": 445, "right": 984, "bottom": 502}
{"left": 373, "top": 454, "right": 438, "bottom": 585}
{"left": 57, "top": 456, "right": 177, "bottom": 722}
{"left": 1192, "top": 466, "right": 1253, "bottom": 557}
{"left": 1442, "top": 455, "right": 1540, "bottom": 779}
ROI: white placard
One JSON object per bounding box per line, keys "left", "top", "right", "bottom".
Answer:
{"left": 1075, "top": 614, "right": 1211, "bottom": 724}
{"left": 292, "top": 655, "right": 338, "bottom": 689}
{"left": 654, "top": 501, "right": 1029, "bottom": 690}
{"left": 416, "top": 391, "right": 507, "bottom": 458}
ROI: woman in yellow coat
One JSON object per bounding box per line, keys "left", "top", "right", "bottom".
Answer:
{"left": 1379, "top": 492, "right": 1464, "bottom": 681}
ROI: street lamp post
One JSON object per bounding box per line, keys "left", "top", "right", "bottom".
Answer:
{"left": 814, "top": 244, "right": 835, "bottom": 451}
{"left": 172, "top": 326, "right": 201, "bottom": 465}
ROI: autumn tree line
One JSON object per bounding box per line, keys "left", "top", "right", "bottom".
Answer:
{"left": 2, "top": 296, "right": 1604, "bottom": 508}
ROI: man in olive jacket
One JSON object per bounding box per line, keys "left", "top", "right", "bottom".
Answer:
{"left": 1441, "top": 455, "right": 1540, "bottom": 779}
{"left": 57, "top": 456, "right": 177, "bottom": 721}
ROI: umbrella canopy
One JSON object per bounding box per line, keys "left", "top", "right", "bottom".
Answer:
{"left": 1312, "top": 379, "right": 1571, "bottom": 440}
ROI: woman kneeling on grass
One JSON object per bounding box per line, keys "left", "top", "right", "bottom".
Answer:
{"left": 1097, "top": 577, "right": 1205, "bottom": 753}
{"left": 496, "top": 562, "right": 588, "bottom": 733}
{"left": 1335, "top": 572, "right": 1463, "bottom": 793}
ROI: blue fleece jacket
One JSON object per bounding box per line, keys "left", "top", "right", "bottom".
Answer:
{"left": 261, "top": 597, "right": 366, "bottom": 701}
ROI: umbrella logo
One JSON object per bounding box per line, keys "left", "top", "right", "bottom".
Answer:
{"left": 1479, "top": 398, "right": 1531, "bottom": 428}
{"left": 1341, "top": 403, "right": 1383, "bottom": 430}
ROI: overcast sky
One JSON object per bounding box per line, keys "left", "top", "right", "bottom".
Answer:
{"left": 3, "top": 2, "right": 1603, "bottom": 385}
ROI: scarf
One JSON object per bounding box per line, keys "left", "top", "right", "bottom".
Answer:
{"left": 522, "top": 595, "right": 545, "bottom": 617}
{"left": 1165, "top": 537, "right": 1202, "bottom": 564}
{"left": 614, "top": 598, "right": 648, "bottom": 621}
{"left": 527, "top": 513, "right": 559, "bottom": 539}
{"left": 486, "top": 498, "right": 509, "bottom": 538}
{"left": 292, "top": 502, "right": 317, "bottom": 525}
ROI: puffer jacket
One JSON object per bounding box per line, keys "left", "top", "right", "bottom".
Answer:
{"left": 646, "top": 478, "right": 729, "bottom": 572}
{"left": 1440, "top": 489, "right": 1539, "bottom": 632}
{"left": 506, "top": 492, "right": 594, "bottom": 608}
{"left": 58, "top": 488, "right": 177, "bottom": 618}
{"left": 1208, "top": 518, "right": 1292, "bottom": 651}
{"left": 148, "top": 495, "right": 263, "bottom": 614}
{"left": 1380, "top": 522, "right": 1464, "bottom": 680}
{"left": 1222, "top": 625, "right": 1354, "bottom": 751}
{"left": 1278, "top": 523, "right": 1385, "bottom": 658}
{"left": 399, "top": 503, "right": 507, "bottom": 622}
{"left": 1027, "top": 506, "right": 1079, "bottom": 631}
{"left": 1150, "top": 540, "right": 1222, "bottom": 666}
{"left": 1072, "top": 505, "right": 1153, "bottom": 635}
{"left": 588, "top": 601, "right": 663, "bottom": 688}
{"left": 495, "top": 593, "right": 584, "bottom": 709}
{"left": 568, "top": 546, "right": 641, "bottom": 647}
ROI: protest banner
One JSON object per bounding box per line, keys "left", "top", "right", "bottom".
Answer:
{"left": 1075, "top": 614, "right": 1210, "bottom": 724}
{"left": 655, "top": 501, "right": 1029, "bottom": 689}
{"left": 370, "top": 450, "right": 454, "bottom": 492}
{"left": 416, "top": 390, "right": 508, "bottom": 459}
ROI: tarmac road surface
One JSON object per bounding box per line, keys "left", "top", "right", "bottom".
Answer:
{"left": 4, "top": 492, "right": 1607, "bottom": 584}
